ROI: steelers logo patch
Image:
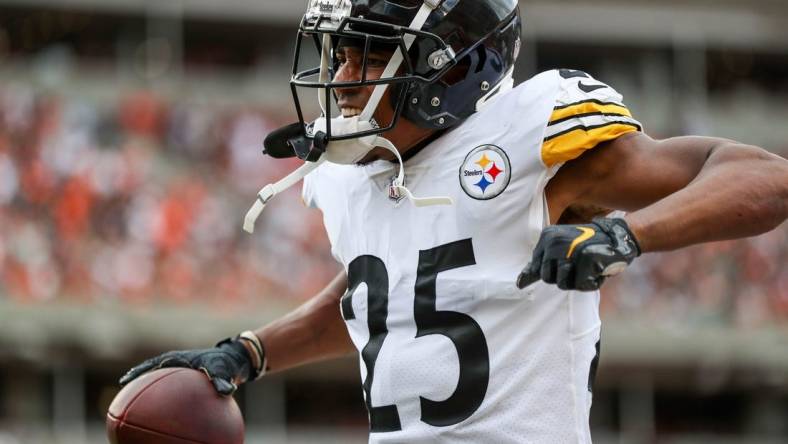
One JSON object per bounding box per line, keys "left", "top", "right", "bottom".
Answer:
{"left": 459, "top": 145, "right": 511, "bottom": 200}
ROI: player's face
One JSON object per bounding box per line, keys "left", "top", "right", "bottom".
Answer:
{"left": 332, "top": 44, "right": 433, "bottom": 162}
{"left": 333, "top": 44, "right": 395, "bottom": 124}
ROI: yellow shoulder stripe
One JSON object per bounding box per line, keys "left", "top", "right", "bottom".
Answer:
{"left": 542, "top": 122, "right": 640, "bottom": 167}
{"left": 549, "top": 100, "right": 632, "bottom": 125}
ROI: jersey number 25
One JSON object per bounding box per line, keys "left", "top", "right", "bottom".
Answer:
{"left": 341, "top": 239, "right": 490, "bottom": 433}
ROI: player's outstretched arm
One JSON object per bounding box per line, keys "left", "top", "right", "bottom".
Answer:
{"left": 519, "top": 133, "right": 788, "bottom": 290}
{"left": 560, "top": 132, "right": 788, "bottom": 252}
{"left": 120, "top": 271, "right": 353, "bottom": 393}
{"left": 619, "top": 137, "right": 787, "bottom": 252}
{"left": 253, "top": 271, "right": 354, "bottom": 373}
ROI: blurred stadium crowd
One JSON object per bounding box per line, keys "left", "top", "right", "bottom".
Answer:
{"left": 0, "top": 84, "right": 339, "bottom": 309}
{"left": 0, "top": 83, "right": 786, "bottom": 326}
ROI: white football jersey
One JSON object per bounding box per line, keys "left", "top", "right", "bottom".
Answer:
{"left": 303, "top": 69, "right": 642, "bottom": 443}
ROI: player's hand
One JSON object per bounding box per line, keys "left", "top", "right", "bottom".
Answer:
{"left": 119, "top": 338, "right": 256, "bottom": 396}
{"left": 516, "top": 217, "right": 641, "bottom": 291}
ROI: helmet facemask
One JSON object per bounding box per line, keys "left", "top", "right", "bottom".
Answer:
{"left": 291, "top": 0, "right": 457, "bottom": 149}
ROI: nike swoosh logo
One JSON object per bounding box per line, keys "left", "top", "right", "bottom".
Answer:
{"left": 578, "top": 82, "right": 608, "bottom": 93}
{"left": 567, "top": 227, "right": 596, "bottom": 258}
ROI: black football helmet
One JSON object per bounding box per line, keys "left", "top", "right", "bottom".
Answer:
{"left": 280, "top": 0, "right": 521, "bottom": 153}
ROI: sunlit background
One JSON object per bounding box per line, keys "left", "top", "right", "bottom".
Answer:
{"left": 0, "top": 0, "right": 786, "bottom": 443}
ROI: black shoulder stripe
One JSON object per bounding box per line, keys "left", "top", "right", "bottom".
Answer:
{"left": 548, "top": 111, "right": 633, "bottom": 127}
{"left": 578, "top": 83, "right": 608, "bottom": 93}
{"left": 559, "top": 69, "right": 590, "bottom": 79}
{"left": 543, "top": 121, "right": 642, "bottom": 142}
{"left": 553, "top": 98, "right": 625, "bottom": 111}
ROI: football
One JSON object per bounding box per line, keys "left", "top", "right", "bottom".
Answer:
{"left": 107, "top": 367, "right": 244, "bottom": 444}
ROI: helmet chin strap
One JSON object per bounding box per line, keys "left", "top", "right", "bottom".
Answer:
{"left": 242, "top": 114, "right": 453, "bottom": 234}
{"left": 243, "top": 1, "right": 446, "bottom": 234}
{"left": 313, "top": 115, "right": 453, "bottom": 208}
{"left": 244, "top": 116, "right": 384, "bottom": 235}
{"left": 243, "top": 159, "right": 326, "bottom": 234}
{"left": 373, "top": 136, "right": 454, "bottom": 208}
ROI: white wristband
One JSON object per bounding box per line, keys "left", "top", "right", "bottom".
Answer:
{"left": 238, "top": 330, "right": 267, "bottom": 380}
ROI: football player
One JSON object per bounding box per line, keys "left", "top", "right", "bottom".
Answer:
{"left": 120, "top": 1, "right": 788, "bottom": 442}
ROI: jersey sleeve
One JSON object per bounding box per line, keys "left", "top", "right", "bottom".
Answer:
{"left": 541, "top": 69, "right": 643, "bottom": 168}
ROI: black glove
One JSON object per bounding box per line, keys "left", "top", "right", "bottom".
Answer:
{"left": 516, "top": 217, "right": 641, "bottom": 291}
{"left": 119, "top": 338, "right": 255, "bottom": 395}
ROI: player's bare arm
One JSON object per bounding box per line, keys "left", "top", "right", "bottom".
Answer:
{"left": 255, "top": 271, "right": 354, "bottom": 373}
{"left": 120, "top": 271, "right": 353, "bottom": 392}
{"left": 548, "top": 132, "right": 788, "bottom": 250}
{"left": 519, "top": 132, "right": 788, "bottom": 290}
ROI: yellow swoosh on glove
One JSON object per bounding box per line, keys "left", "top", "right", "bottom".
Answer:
{"left": 567, "top": 227, "right": 596, "bottom": 258}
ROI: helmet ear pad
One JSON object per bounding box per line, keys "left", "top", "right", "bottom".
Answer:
{"left": 396, "top": 13, "right": 521, "bottom": 130}
{"left": 398, "top": 45, "right": 505, "bottom": 130}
